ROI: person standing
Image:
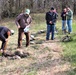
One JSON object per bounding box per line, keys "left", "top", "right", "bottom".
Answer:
{"left": 45, "top": 7, "right": 57, "bottom": 40}
{"left": 54, "top": 8, "right": 58, "bottom": 33}
{"left": 61, "top": 8, "right": 67, "bottom": 34}
{"left": 0, "top": 26, "right": 14, "bottom": 55}
{"left": 15, "top": 9, "right": 32, "bottom": 48}
{"left": 66, "top": 6, "right": 73, "bottom": 34}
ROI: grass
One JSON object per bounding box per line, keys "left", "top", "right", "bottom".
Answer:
{"left": 30, "top": 13, "right": 46, "bottom": 32}
{"left": 62, "top": 17, "right": 76, "bottom": 65}
{"left": 0, "top": 13, "right": 76, "bottom": 75}
{"left": 60, "top": 16, "right": 76, "bottom": 74}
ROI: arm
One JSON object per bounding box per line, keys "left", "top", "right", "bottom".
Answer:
{"left": 0, "top": 29, "right": 6, "bottom": 41}
{"left": 51, "top": 13, "right": 57, "bottom": 24}
{"left": 25, "top": 16, "right": 32, "bottom": 28}
{"left": 27, "top": 16, "right": 32, "bottom": 25}
{"left": 29, "top": 16, "right": 32, "bottom": 24}
{"left": 66, "top": 11, "right": 73, "bottom": 17}
{"left": 45, "top": 12, "right": 50, "bottom": 23}
{"left": 15, "top": 14, "right": 22, "bottom": 28}
{"left": 52, "top": 18, "right": 56, "bottom": 24}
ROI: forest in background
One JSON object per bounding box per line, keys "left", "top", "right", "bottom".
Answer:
{"left": 0, "top": 0, "right": 76, "bottom": 19}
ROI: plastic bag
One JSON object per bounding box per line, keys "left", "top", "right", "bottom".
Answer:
{"left": 24, "top": 26, "right": 30, "bottom": 33}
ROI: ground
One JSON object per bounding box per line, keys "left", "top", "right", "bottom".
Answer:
{"left": 0, "top": 33, "right": 72, "bottom": 75}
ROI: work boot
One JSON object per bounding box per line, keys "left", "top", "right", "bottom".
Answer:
{"left": 26, "top": 43, "right": 29, "bottom": 47}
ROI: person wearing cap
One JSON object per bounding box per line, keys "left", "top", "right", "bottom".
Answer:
{"left": 0, "top": 26, "right": 14, "bottom": 55}
{"left": 45, "top": 7, "right": 57, "bottom": 40}
{"left": 15, "top": 9, "right": 32, "bottom": 48}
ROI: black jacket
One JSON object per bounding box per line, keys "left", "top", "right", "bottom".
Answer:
{"left": 0, "top": 26, "right": 10, "bottom": 41}
{"left": 45, "top": 11, "right": 57, "bottom": 25}
{"left": 61, "top": 12, "right": 66, "bottom": 20}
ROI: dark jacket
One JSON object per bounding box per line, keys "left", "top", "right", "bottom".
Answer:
{"left": 45, "top": 11, "right": 57, "bottom": 25}
{"left": 15, "top": 13, "right": 32, "bottom": 28}
{"left": 61, "top": 12, "right": 66, "bottom": 20}
{"left": 0, "top": 26, "right": 10, "bottom": 41}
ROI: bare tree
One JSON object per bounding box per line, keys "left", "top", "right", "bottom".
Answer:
{"left": 0, "top": 0, "right": 76, "bottom": 19}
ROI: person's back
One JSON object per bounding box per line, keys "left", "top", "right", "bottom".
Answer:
{"left": 0, "top": 26, "right": 9, "bottom": 32}
{"left": 0, "top": 26, "right": 10, "bottom": 40}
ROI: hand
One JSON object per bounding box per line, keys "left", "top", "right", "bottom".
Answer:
{"left": 17, "top": 25, "right": 20, "bottom": 29}
{"left": 5, "top": 39, "right": 8, "bottom": 42}
{"left": 49, "top": 21, "right": 52, "bottom": 24}
{"left": 27, "top": 25, "right": 30, "bottom": 27}
{"left": 63, "top": 14, "right": 65, "bottom": 16}
{"left": 0, "top": 49, "right": 3, "bottom": 53}
{"left": 66, "top": 12, "right": 68, "bottom": 15}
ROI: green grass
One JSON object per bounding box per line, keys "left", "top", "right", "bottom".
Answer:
{"left": 30, "top": 13, "right": 46, "bottom": 32}
{"left": 60, "top": 16, "right": 76, "bottom": 74}
{"left": 62, "top": 17, "right": 76, "bottom": 65}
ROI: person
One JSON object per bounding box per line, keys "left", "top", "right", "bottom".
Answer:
{"left": 61, "top": 8, "right": 67, "bottom": 34}
{"left": 54, "top": 8, "right": 58, "bottom": 33}
{"left": 66, "top": 6, "right": 73, "bottom": 34}
{"left": 15, "top": 9, "right": 32, "bottom": 48}
{"left": 0, "top": 26, "right": 14, "bottom": 55}
{"left": 45, "top": 7, "right": 57, "bottom": 40}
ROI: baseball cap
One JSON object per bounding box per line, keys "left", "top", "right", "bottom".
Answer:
{"left": 50, "top": 7, "right": 54, "bottom": 10}
{"left": 25, "top": 9, "right": 30, "bottom": 15}
{"left": 10, "top": 30, "right": 14, "bottom": 35}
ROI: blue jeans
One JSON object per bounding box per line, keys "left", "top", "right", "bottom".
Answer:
{"left": 67, "top": 20, "right": 72, "bottom": 33}
{"left": 46, "top": 24, "right": 55, "bottom": 40}
{"left": 62, "top": 20, "right": 67, "bottom": 31}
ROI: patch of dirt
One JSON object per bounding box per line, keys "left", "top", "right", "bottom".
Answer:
{"left": 0, "top": 38, "right": 71, "bottom": 75}
{"left": 36, "top": 41, "right": 71, "bottom": 75}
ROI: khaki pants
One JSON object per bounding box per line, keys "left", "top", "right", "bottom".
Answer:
{"left": 18, "top": 28, "right": 30, "bottom": 48}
